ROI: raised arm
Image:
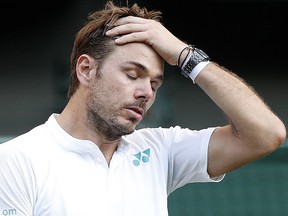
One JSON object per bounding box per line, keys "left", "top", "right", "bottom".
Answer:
{"left": 195, "top": 63, "right": 286, "bottom": 177}
{"left": 106, "top": 16, "right": 287, "bottom": 177}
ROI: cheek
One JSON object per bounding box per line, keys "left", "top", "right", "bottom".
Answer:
{"left": 103, "top": 82, "right": 129, "bottom": 104}
{"left": 94, "top": 73, "right": 132, "bottom": 103}
{"left": 98, "top": 75, "right": 125, "bottom": 95}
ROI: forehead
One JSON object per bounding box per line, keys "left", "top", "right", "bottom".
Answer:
{"left": 105, "top": 42, "right": 164, "bottom": 74}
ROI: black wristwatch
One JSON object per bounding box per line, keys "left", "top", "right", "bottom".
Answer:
{"left": 181, "top": 47, "right": 210, "bottom": 78}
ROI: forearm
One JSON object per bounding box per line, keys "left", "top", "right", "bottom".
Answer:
{"left": 196, "top": 62, "right": 286, "bottom": 148}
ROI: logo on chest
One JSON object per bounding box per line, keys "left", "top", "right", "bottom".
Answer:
{"left": 132, "top": 148, "right": 151, "bottom": 166}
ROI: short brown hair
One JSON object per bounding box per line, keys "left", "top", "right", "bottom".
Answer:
{"left": 67, "top": 0, "right": 162, "bottom": 99}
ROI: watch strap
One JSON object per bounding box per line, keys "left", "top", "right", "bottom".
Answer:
{"left": 181, "top": 47, "right": 210, "bottom": 78}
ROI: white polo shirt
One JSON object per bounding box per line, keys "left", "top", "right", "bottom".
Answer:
{"left": 0, "top": 114, "right": 224, "bottom": 216}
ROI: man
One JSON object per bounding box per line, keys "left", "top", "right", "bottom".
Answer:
{"left": 0, "top": 1, "right": 286, "bottom": 216}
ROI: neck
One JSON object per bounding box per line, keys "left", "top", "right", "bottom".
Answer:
{"left": 56, "top": 98, "right": 120, "bottom": 165}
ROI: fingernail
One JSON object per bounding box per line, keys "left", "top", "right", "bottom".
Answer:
{"left": 113, "top": 36, "right": 122, "bottom": 40}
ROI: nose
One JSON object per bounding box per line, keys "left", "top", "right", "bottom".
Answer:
{"left": 134, "top": 79, "right": 154, "bottom": 102}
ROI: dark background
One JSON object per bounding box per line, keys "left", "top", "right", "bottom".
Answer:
{"left": 0, "top": 0, "right": 287, "bottom": 136}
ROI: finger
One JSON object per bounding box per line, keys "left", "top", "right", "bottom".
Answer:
{"left": 106, "top": 16, "right": 153, "bottom": 37}
{"left": 106, "top": 23, "right": 146, "bottom": 37}
{"left": 113, "top": 16, "right": 147, "bottom": 25}
{"left": 114, "top": 32, "right": 149, "bottom": 45}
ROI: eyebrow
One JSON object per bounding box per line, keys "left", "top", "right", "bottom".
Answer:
{"left": 122, "top": 61, "right": 164, "bottom": 82}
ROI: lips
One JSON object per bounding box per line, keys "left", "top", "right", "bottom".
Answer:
{"left": 129, "top": 106, "right": 144, "bottom": 116}
{"left": 126, "top": 106, "right": 145, "bottom": 121}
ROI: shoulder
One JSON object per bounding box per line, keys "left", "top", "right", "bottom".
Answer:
{"left": 124, "top": 126, "right": 217, "bottom": 149}
{"left": 129, "top": 126, "right": 216, "bottom": 141}
{"left": 126, "top": 126, "right": 181, "bottom": 142}
{"left": 1, "top": 123, "right": 46, "bottom": 148}
{"left": 0, "top": 121, "right": 55, "bottom": 165}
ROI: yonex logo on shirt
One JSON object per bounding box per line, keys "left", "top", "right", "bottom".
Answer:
{"left": 132, "top": 148, "right": 150, "bottom": 166}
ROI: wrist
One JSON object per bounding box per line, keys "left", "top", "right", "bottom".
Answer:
{"left": 188, "top": 61, "right": 210, "bottom": 83}
{"left": 180, "top": 46, "right": 210, "bottom": 82}
{"left": 177, "top": 45, "right": 193, "bottom": 67}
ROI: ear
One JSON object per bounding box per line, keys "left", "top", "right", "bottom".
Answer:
{"left": 76, "top": 54, "right": 97, "bottom": 86}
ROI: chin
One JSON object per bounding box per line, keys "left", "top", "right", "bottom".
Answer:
{"left": 124, "top": 122, "right": 138, "bottom": 133}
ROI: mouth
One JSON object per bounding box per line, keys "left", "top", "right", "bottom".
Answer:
{"left": 126, "top": 106, "right": 145, "bottom": 122}
{"left": 129, "top": 106, "right": 144, "bottom": 116}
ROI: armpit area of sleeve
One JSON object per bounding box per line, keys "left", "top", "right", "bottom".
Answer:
{"left": 198, "top": 127, "right": 225, "bottom": 182}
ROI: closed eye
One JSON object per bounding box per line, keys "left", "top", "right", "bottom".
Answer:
{"left": 126, "top": 73, "right": 137, "bottom": 80}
